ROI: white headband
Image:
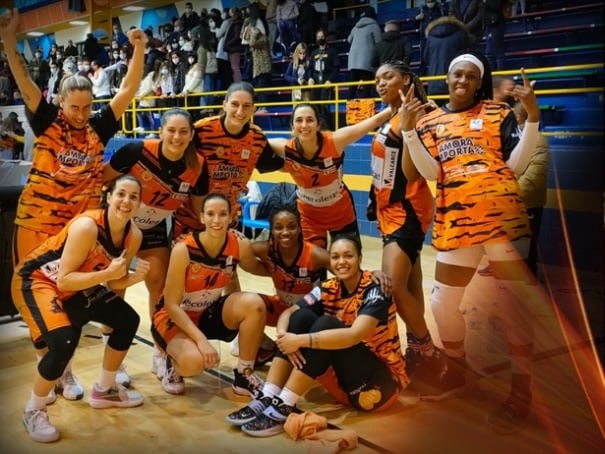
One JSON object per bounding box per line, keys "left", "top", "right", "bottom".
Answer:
{"left": 448, "top": 54, "right": 485, "bottom": 77}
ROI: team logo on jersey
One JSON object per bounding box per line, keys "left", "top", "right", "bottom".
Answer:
{"left": 435, "top": 124, "right": 446, "bottom": 137}
{"left": 299, "top": 267, "right": 308, "bottom": 277}
{"left": 141, "top": 171, "right": 153, "bottom": 182}
{"left": 323, "top": 157, "right": 333, "bottom": 167}
{"left": 190, "top": 263, "right": 201, "bottom": 274}
{"left": 226, "top": 256, "right": 233, "bottom": 267}
{"left": 179, "top": 182, "right": 190, "bottom": 193}
{"left": 241, "top": 148, "right": 250, "bottom": 160}
{"left": 216, "top": 146, "right": 226, "bottom": 159}
{"left": 470, "top": 119, "right": 483, "bottom": 130}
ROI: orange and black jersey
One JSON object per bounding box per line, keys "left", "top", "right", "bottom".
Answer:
{"left": 371, "top": 115, "right": 434, "bottom": 236}
{"left": 283, "top": 132, "right": 347, "bottom": 208}
{"left": 15, "top": 209, "right": 135, "bottom": 303}
{"left": 297, "top": 270, "right": 406, "bottom": 387}
{"left": 17, "top": 98, "right": 119, "bottom": 234}
{"left": 108, "top": 140, "right": 207, "bottom": 230}
{"left": 193, "top": 115, "right": 282, "bottom": 209}
{"left": 264, "top": 238, "right": 324, "bottom": 307}
{"left": 164, "top": 230, "right": 241, "bottom": 313}
{"left": 416, "top": 100, "right": 530, "bottom": 250}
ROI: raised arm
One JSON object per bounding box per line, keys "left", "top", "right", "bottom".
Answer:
{"left": 331, "top": 106, "right": 392, "bottom": 154}
{"left": 109, "top": 28, "right": 147, "bottom": 120}
{"left": 0, "top": 9, "right": 41, "bottom": 113}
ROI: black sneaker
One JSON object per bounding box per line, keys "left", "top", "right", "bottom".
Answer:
{"left": 408, "top": 350, "right": 468, "bottom": 401}
{"left": 241, "top": 397, "right": 295, "bottom": 437}
{"left": 232, "top": 368, "right": 264, "bottom": 397}
{"left": 485, "top": 392, "right": 532, "bottom": 434}
{"left": 404, "top": 347, "right": 422, "bottom": 379}
{"left": 226, "top": 393, "right": 272, "bottom": 426}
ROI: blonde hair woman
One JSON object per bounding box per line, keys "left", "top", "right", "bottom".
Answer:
{"left": 284, "top": 42, "right": 310, "bottom": 101}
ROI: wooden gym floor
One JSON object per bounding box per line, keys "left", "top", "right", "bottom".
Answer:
{"left": 0, "top": 236, "right": 603, "bottom": 454}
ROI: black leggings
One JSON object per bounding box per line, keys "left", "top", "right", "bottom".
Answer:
{"left": 278, "top": 308, "right": 398, "bottom": 411}
{"left": 38, "top": 287, "right": 139, "bottom": 381}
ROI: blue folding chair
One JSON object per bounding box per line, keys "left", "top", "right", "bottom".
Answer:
{"left": 240, "top": 199, "right": 270, "bottom": 239}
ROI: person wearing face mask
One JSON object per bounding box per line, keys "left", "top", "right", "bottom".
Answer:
{"left": 166, "top": 20, "right": 185, "bottom": 51}
{"left": 77, "top": 57, "right": 92, "bottom": 78}
{"left": 158, "top": 60, "right": 175, "bottom": 109}
{"left": 170, "top": 51, "right": 187, "bottom": 107}
{"left": 306, "top": 28, "right": 339, "bottom": 129}
{"left": 45, "top": 61, "right": 62, "bottom": 104}
{"left": 181, "top": 53, "right": 204, "bottom": 113}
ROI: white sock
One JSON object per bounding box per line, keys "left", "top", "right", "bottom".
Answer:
{"left": 26, "top": 391, "right": 48, "bottom": 411}
{"left": 97, "top": 368, "right": 117, "bottom": 391}
{"left": 278, "top": 387, "right": 300, "bottom": 407}
{"left": 261, "top": 382, "right": 281, "bottom": 399}
{"left": 237, "top": 359, "right": 255, "bottom": 373}
{"left": 430, "top": 281, "right": 467, "bottom": 358}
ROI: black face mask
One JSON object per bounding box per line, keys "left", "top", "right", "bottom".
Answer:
{"left": 316, "top": 38, "right": 326, "bottom": 46}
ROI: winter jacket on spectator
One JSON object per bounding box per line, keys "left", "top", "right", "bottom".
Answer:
{"left": 347, "top": 15, "right": 382, "bottom": 72}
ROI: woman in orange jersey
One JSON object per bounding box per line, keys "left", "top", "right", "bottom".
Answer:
{"left": 226, "top": 235, "right": 405, "bottom": 437}
{"left": 11, "top": 175, "right": 150, "bottom": 443}
{"left": 269, "top": 103, "right": 391, "bottom": 249}
{"left": 371, "top": 60, "right": 447, "bottom": 393}
{"left": 173, "top": 81, "right": 283, "bottom": 238}
{"left": 0, "top": 8, "right": 146, "bottom": 402}
{"left": 151, "top": 193, "right": 270, "bottom": 397}
{"left": 400, "top": 50, "right": 545, "bottom": 433}
{"left": 103, "top": 109, "right": 207, "bottom": 321}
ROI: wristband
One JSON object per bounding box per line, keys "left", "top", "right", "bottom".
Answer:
{"left": 402, "top": 129, "right": 417, "bottom": 141}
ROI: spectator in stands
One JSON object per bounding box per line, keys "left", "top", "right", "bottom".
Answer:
{"left": 83, "top": 33, "right": 100, "bottom": 62}
{"left": 422, "top": 16, "right": 470, "bottom": 104}
{"left": 143, "top": 36, "right": 165, "bottom": 77}
{"left": 134, "top": 59, "right": 161, "bottom": 136}
{"left": 28, "top": 49, "right": 50, "bottom": 91}
{"left": 416, "top": 0, "right": 445, "bottom": 68}
{"left": 46, "top": 43, "right": 59, "bottom": 62}
{"left": 165, "top": 20, "right": 185, "bottom": 51}
{"left": 284, "top": 42, "right": 311, "bottom": 102}
{"left": 346, "top": 6, "right": 382, "bottom": 100}
{"left": 276, "top": 0, "right": 299, "bottom": 53}
{"left": 372, "top": 20, "right": 413, "bottom": 68}
{"left": 248, "top": 19, "right": 273, "bottom": 110}
{"left": 197, "top": 26, "right": 219, "bottom": 112}
{"left": 312, "top": 1, "right": 329, "bottom": 33}
{"left": 0, "top": 111, "right": 25, "bottom": 159}
{"left": 0, "top": 67, "right": 13, "bottom": 104}
{"left": 265, "top": 0, "right": 278, "bottom": 57}
{"left": 89, "top": 59, "right": 112, "bottom": 110}
{"left": 484, "top": 0, "right": 514, "bottom": 71}
{"left": 181, "top": 52, "right": 204, "bottom": 111}
{"left": 448, "top": 0, "right": 483, "bottom": 50}
{"left": 45, "top": 60, "right": 61, "bottom": 104}
{"left": 158, "top": 59, "right": 175, "bottom": 110}
{"left": 306, "top": 28, "right": 340, "bottom": 129}
{"left": 180, "top": 2, "right": 200, "bottom": 33}
{"left": 112, "top": 24, "right": 128, "bottom": 47}
{"left": 297, "top": 0, "right": 318, "bottom": 47}
{"left": 241, "top": 3, "right": 267, "bottom": 82}
{"left": 225, "top": 7, "right": 245, "bottom": 83}
{"left": 214, "top": 9, "right": 234, "bottom": 90}
{"left": 170, "top": 51, "right": 187, "bottom": 107}
{"left": 64, "top": 39, "right": 78, "bottom": 58}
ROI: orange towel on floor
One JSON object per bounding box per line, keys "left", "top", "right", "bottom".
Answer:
{"left": 284, "top": 411, "right": 358, "bottom": 454}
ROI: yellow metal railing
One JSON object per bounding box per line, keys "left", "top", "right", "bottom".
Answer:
{"left": 115, "top": 63, "right": 603, "bottom": 137}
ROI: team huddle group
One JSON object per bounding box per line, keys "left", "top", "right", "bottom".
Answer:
{"left": 1, "top": 6, "right": 550, "bottom": 445}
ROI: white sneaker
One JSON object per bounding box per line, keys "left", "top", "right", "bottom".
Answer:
{"left": 161, "top": 356, "right": 185, "bottom": 395}
{"left": 22, "top": 408, "right": 60, "bottom": 443}
{"left": 89, "top": 383, "right": 144, "bottom": 409}
{"left": 55, "top": 369, "right": 84, "bottom": 400}
{"left": 45, "top": 388, "right": 57, "bottom": 405}
{"left": 116, "top": 363, "right": 131, "bottom": 388}
{"left": 230, "top": 334, "right": 240, "bottom": 357}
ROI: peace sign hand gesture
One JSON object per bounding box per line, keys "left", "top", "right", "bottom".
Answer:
{"left": 398, "top": 85, "right": 432, "bottom": 133}
{"left": 511, "top": 68, "right": 540, "bottom": 122}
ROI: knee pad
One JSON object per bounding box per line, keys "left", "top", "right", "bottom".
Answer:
{"left": 38, "top": 326, "right": 80, "bottom": 381}
{"left": 106, "top": 305, "right": 140, "bottom": 351}
{"left": 430, "top": 281, "right": 467, "bottom": 355}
